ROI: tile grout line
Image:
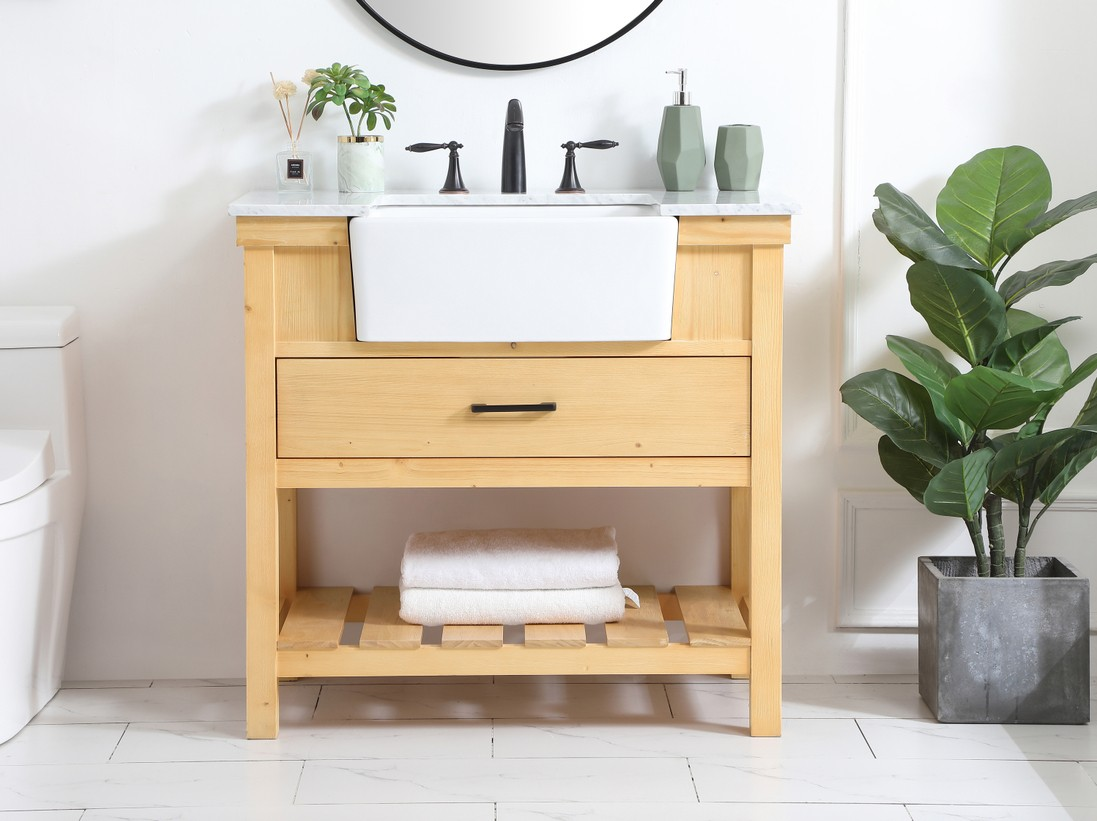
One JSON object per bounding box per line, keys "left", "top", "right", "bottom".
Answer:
{"left": 685, "top": 758, "right": 702, "bottom": 803}
{"left": 853, "top": 717, "right": 879, "bottom": 759}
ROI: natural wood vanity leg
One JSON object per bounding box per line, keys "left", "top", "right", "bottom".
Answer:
{"left": 244, "top": 247, "right": 280, "bottom": 739}
{"left": 746, "top": 244, "right": 784, "bottom": 737}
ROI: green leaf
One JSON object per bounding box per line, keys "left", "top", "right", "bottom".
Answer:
{"left": 998, "top": 254, "right": 1097, "bottom": 307}
{"left": 1004, "top": 309, "right": 1072, "bottom": 384}
{"left": 1023, "top": 190, "right": 1097, "bottom": 241}
{"left": 987, "top": 316, "right": 1078, "bottom": 373}
{"left": 310, "top": 102, "right": 326, "bottom": 121}
{"left": 1076, "top": 378, "right": 1097, "bottom": 427}
{"left": 923, "top": 448, "right": 995, "bottom": 519}
{"left": 872, "top": 184, "right": 979, "bottom": 268}
{"left": 878, "top": 435, "right": 940, "bottom": 503}
{"left": 936, "top": 146, "right": 1052, "bottom": 269}
{"left": 944, "top": 367, "right": 1061, "bottom": 430}
{"left": 366, "top": 111, "right": 378, "bottom": 131}
{"left": 988, "top": 428, "right": 1076, "bottom": 489}
{"left": 840, "top": 369, "right": 955, "bottom": 466}
{"left": 886, "top": 335, "right": 973, "bottom": 444}
{"left": 907, "top": 261, "right": 1007, "bottom": 365}
{"left": 1038, "top": 432, "right": 1097, "bottom": 506}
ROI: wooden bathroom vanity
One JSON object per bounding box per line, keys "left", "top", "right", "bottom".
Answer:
{"left": 231, "top": 191, "right": 793, "bottom": 738}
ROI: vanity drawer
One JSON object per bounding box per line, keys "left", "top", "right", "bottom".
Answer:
{"left": 276, "top": 357, "right": 750, "bottom": 458}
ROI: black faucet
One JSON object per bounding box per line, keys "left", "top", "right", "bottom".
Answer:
{"left": 501, "top": 99, "right": 526, "bottom": 193}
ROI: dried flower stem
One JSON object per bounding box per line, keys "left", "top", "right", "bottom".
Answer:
{"left": 270, "top": 72, "right": 295, "bottom": 141}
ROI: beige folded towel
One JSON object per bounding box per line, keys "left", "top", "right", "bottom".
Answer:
{"left": 400, "top": 526, "right": 619, "bottom": 590}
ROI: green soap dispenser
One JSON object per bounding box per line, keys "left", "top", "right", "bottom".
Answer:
{"left": 657, "top": 68, "right": 705, "bottom": 192}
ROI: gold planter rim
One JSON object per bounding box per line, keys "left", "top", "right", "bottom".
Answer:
{"left": 338, "top": 135, "right": 383, "bottom": 143}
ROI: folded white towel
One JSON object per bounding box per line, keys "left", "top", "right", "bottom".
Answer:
{"left": 400, "top": 526, "right": 620, "bottom": 591}
{"left": 398, "top": 584, "right": 627, "bottom": 626}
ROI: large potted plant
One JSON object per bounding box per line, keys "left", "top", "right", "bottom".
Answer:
{"left": 841, "top": 145, "right": 1097, "bottom": 723}
{"left": 306, "top": 62, "right": 397, "bottom": 193}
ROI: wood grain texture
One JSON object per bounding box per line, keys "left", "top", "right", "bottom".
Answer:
{"left": 671, "top": 246, "right": 751, "bottom": 340}
{"left": 237, "top": 216, "right": 347, "bottom": 247}
{"left": 243, "top": 246, "right": 280, "bottom": 739}
{"left": 441, "top": 625, "right": 504, "bottom": 649}
{"left": 277, "top": 587, "right": 353, "bottom": 650}
{"left": 274, "top": 247, "right": 356, "bottom": 342}
{"left": 605, "top": 586, "right": 669, "bottom": 648}
{"left": 675, "top": 585, "right": 750, "bottom": 647}
{"left": 360, "top": 586, "right": 423, "bottom": 649}
{"left": 276, "top": 357, "right": 749, "bottom": 459}
{"left": 677, "top": 215, "right": 792, "bottom": 246}
{"left": 524, "top": 624, "right": 587, "bottom": 648}
{"left": 277, "top": 457, "right": 751, "bottom": 489}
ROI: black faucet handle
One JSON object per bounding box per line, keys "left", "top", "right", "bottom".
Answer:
{"left": 406, "top": 141, "right": 463, "bottom": 153}
{"left": 406, "top": 141, "right": 468, "bottom": 194}
{"left": 556, "top": 140, "right": 619, "bottom": 194}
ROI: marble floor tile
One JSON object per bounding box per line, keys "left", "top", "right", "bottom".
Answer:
{"left": 296, "top": 757, "right": 697, "bottom": 804}
{"left": 59, "top": 681, "right": 153, "bottom": 690}
{"left": 0, "top": 813, "right": 83, "bottom": 821}
{"left": 31, "top": 685, "right": 319, "bottom": 725}
{"left": 689, "top": 758, "right": 1097, "bottom": 806}
{"left": 498, "top": 803, "right": 914, "bottom": 820}
{"left": 859, "top": 718, "right": 1097, "bottom": 761}
{"left": 493, "top": 717, "right": 873, "bottom": 759}
{"left": 80, "top": 806, "right": 495, "bottom": 821}
{"left": 666, "top": 680, "right": 932, "bottom": 720}
{"left": 833, "top": 673, "right": 919, "bottom": 684}
{"left": 0, "top": 761, "right": 302, "bottom": 811}
{"left": 314, "top": 681, "right": 672, "bottom": 721}
{"left": 151, "top": 678, "right": 245, "bottom": 687}
{"left": 0, "top": 724, "right": 126, "bottom": 765}
{"left": 111, "top": 719, "right": 493, "bottom": 762}
{"left": 908, "top": 807, "right": 1097, "bottom": 820}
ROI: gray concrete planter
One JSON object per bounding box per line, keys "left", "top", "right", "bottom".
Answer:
{"left": 918, "top": 556, "right": 1090, "bottom": 724}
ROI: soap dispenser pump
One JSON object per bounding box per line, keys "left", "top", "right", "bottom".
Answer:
{"left": 656, "top": 69, "right": 705, "bottom": 192}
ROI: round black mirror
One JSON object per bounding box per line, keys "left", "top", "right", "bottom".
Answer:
{"left": 357, "top": 1, "right": 664, "bottom": 71}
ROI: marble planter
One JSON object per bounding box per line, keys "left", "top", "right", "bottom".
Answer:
{"left": 338, "top": 136, "right": 384, "bottom": 193}
{"left": 918, "top": 555, "right": 1090, "bottom": 724}
{"left": 715, "top": 124, "right": 763, "bottom": 191}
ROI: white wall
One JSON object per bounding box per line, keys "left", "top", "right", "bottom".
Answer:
{"left": 0, "top": 0, "right": 1091, "bottom": 681}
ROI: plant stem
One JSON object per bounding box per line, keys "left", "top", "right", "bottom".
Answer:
{"left": 965, "top": 516, "right": 990, "bottom": 577}
{"left": 1014, "top": 505, "right": 1032, "bottom": 577}
{"left": 343, "top": 106, "right": 356, "bottom": 137}
{"left": 270, "top": 73, "right": 294, "bottom": 140}
{"left": 985, "top": 495, "right": 1005, "bottom": 577}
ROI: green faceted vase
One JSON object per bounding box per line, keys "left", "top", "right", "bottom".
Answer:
{"left": 657, "top": 105, "right": 705, "bottom": 192}
{"left": 715, "top": 124, "right": 763, "bottom": 191}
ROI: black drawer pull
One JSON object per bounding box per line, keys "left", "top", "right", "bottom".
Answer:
{"left": 470, "top": 402, "right": 558, "bottom": 413}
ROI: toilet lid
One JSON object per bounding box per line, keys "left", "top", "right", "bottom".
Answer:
{"left": 0, "top": 430, "right": 54, "bottom": 504}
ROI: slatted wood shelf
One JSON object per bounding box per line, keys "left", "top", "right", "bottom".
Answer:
{"left": 274, "top": 585, "right": 751, "bottom": 679}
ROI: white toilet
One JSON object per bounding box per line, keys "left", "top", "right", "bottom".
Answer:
{"left": 0, "top": 306, "right": 86, "bottom": 743}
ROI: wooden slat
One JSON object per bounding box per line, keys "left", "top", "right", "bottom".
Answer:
{"left": 277, "top": 587, "right": 353, "bottom": 650}
{"left": 360, "top": 587, "right": 422, "bottom": 649}
{"left": 275, "top": 339, "right": 752, "bottom": 358}
{"left": 676, "top": 215, "right": 792, "bottom": 246}
{"left": 605, "top": 586, "right": 668, "bottom": 648}
{"left": 236, "top": 216, "right": 347, "bottom": 247}
{"left": 658, "top": 592, "right": 683, "bottom": 621}
{"left": 279, "top": 642, "right": 750, "bottom": 678}
{"left": 441, "top": 625, "right": 504, "bottom": 649}
{"left": 675, "top": 586, "right": 750, "bottom": 647}
{"left": 525, "top": 624, "right": 586, "bottom": 648}
{"left": 278, "top": 456, "right": 751, "bottom": 490}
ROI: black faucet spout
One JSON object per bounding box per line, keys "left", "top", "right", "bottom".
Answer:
{"left": 501, "top": 98, "right": 526, "bottom": 193}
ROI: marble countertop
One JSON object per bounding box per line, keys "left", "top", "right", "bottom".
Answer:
{"left": 228, "top": 189, "right": 800, "bottom": 217}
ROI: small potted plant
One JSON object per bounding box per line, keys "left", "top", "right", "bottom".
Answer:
{"left": 306, "top": 62, "right": 397, "bottom": 193}
{"left": 840, "top": 145, "right": 1097, "bottom": 723}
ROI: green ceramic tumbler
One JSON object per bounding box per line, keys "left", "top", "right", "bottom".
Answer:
{"left": 715, "top": 124, "right": 763, "bottom": 191}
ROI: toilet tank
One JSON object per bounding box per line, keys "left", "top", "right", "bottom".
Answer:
{"left": 0, "top": 307, "right": 86, "bottom": 476}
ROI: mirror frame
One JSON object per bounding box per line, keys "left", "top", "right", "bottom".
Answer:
{"left": 355, "top": 1, "right": 664, "bottom": 71}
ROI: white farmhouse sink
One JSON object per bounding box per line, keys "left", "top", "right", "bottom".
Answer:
{"left": 348, "top": 205, "right": 679, "bottom": 342}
